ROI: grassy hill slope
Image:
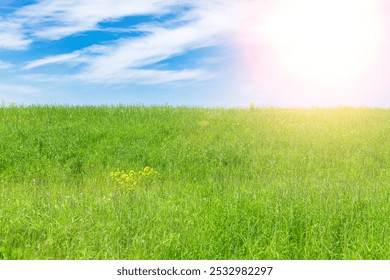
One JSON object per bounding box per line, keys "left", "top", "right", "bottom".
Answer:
{"left": 0, "top": 106, "right": 388, "bottom": 259}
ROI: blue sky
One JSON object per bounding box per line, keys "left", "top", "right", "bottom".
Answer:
{"left": 1, "top": 0, "right": 389, "bottom": 107}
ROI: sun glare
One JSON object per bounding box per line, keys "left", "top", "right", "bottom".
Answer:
{"left": 241, "top": 0, "right": 387, "bottom": 105}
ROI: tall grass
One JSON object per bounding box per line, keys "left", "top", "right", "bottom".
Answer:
{"left": 0, "top": 106, "right": 388, "bottom": 259}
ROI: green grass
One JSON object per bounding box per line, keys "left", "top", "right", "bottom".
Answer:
{"left": 0, "top": 106, "right": 388, "bottom": 260}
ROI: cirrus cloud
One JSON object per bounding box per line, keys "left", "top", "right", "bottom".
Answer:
{"left": 3, "top": 0, "right": 246, "bottom": 85}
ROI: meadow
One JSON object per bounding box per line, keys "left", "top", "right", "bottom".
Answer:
{"left": 0, "top": 106, "right": 388, "bottom": 260}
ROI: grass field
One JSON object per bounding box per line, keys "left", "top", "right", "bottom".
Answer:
{"left": 0, "top": 106, "right": 388, "bottom": 260}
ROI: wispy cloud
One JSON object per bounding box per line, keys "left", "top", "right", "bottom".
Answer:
{"left": 0, "top": 83, "right": 38, "bottom": 95}
{"left": 2, "top": 0, "right": 245, "bottom": 84}
{"left": 76, "top": 68, "right": 211, "bottom": 85}
{"left": 76, "top": 21, "right": 224, "bottom": 83}
{"left": 0, "top": 0, "right": 186, "bottom": 50}
{"left": 14, "top": 0, "right": 186, "bottom": 40}
{"left": 24, "top": 51, "right": 84, "bottom": 70}
{"left": 0, "top": 60, "right": 13, "bottom": 69}
{"left": 0, "top": 20, "right": 31, "bottom": 50}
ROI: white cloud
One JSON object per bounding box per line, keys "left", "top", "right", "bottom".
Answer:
{"left": 83, "top": 26, "right": 216, "bottom": 77}
{"left": 2, "top": 0, "right": 248, "bottom": 84}
{"left": 15, "top": 0, "right": 187, "bottom": 40}
{"left": 0, "top": 60, "right": 13, "bottom": 69}
{"left": 20, "top": 0, "right": 244, "bottom": 84}
{"left": 0, "top": 0, "right": 186, "bottom": 49}
{"left": 24, "top": 51, "right": 84, "bottom": 70}
{"left": 2, "top": 0, "right": 245, "bottom": 46}
{"left": 76, "top": 68, "right": 211, "bottom": 84}
{"left": 0, "top": 83, "right": 38, "bottom": 94}
{"left": 0, "top": 20, "right": 31, "bottom": 50}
